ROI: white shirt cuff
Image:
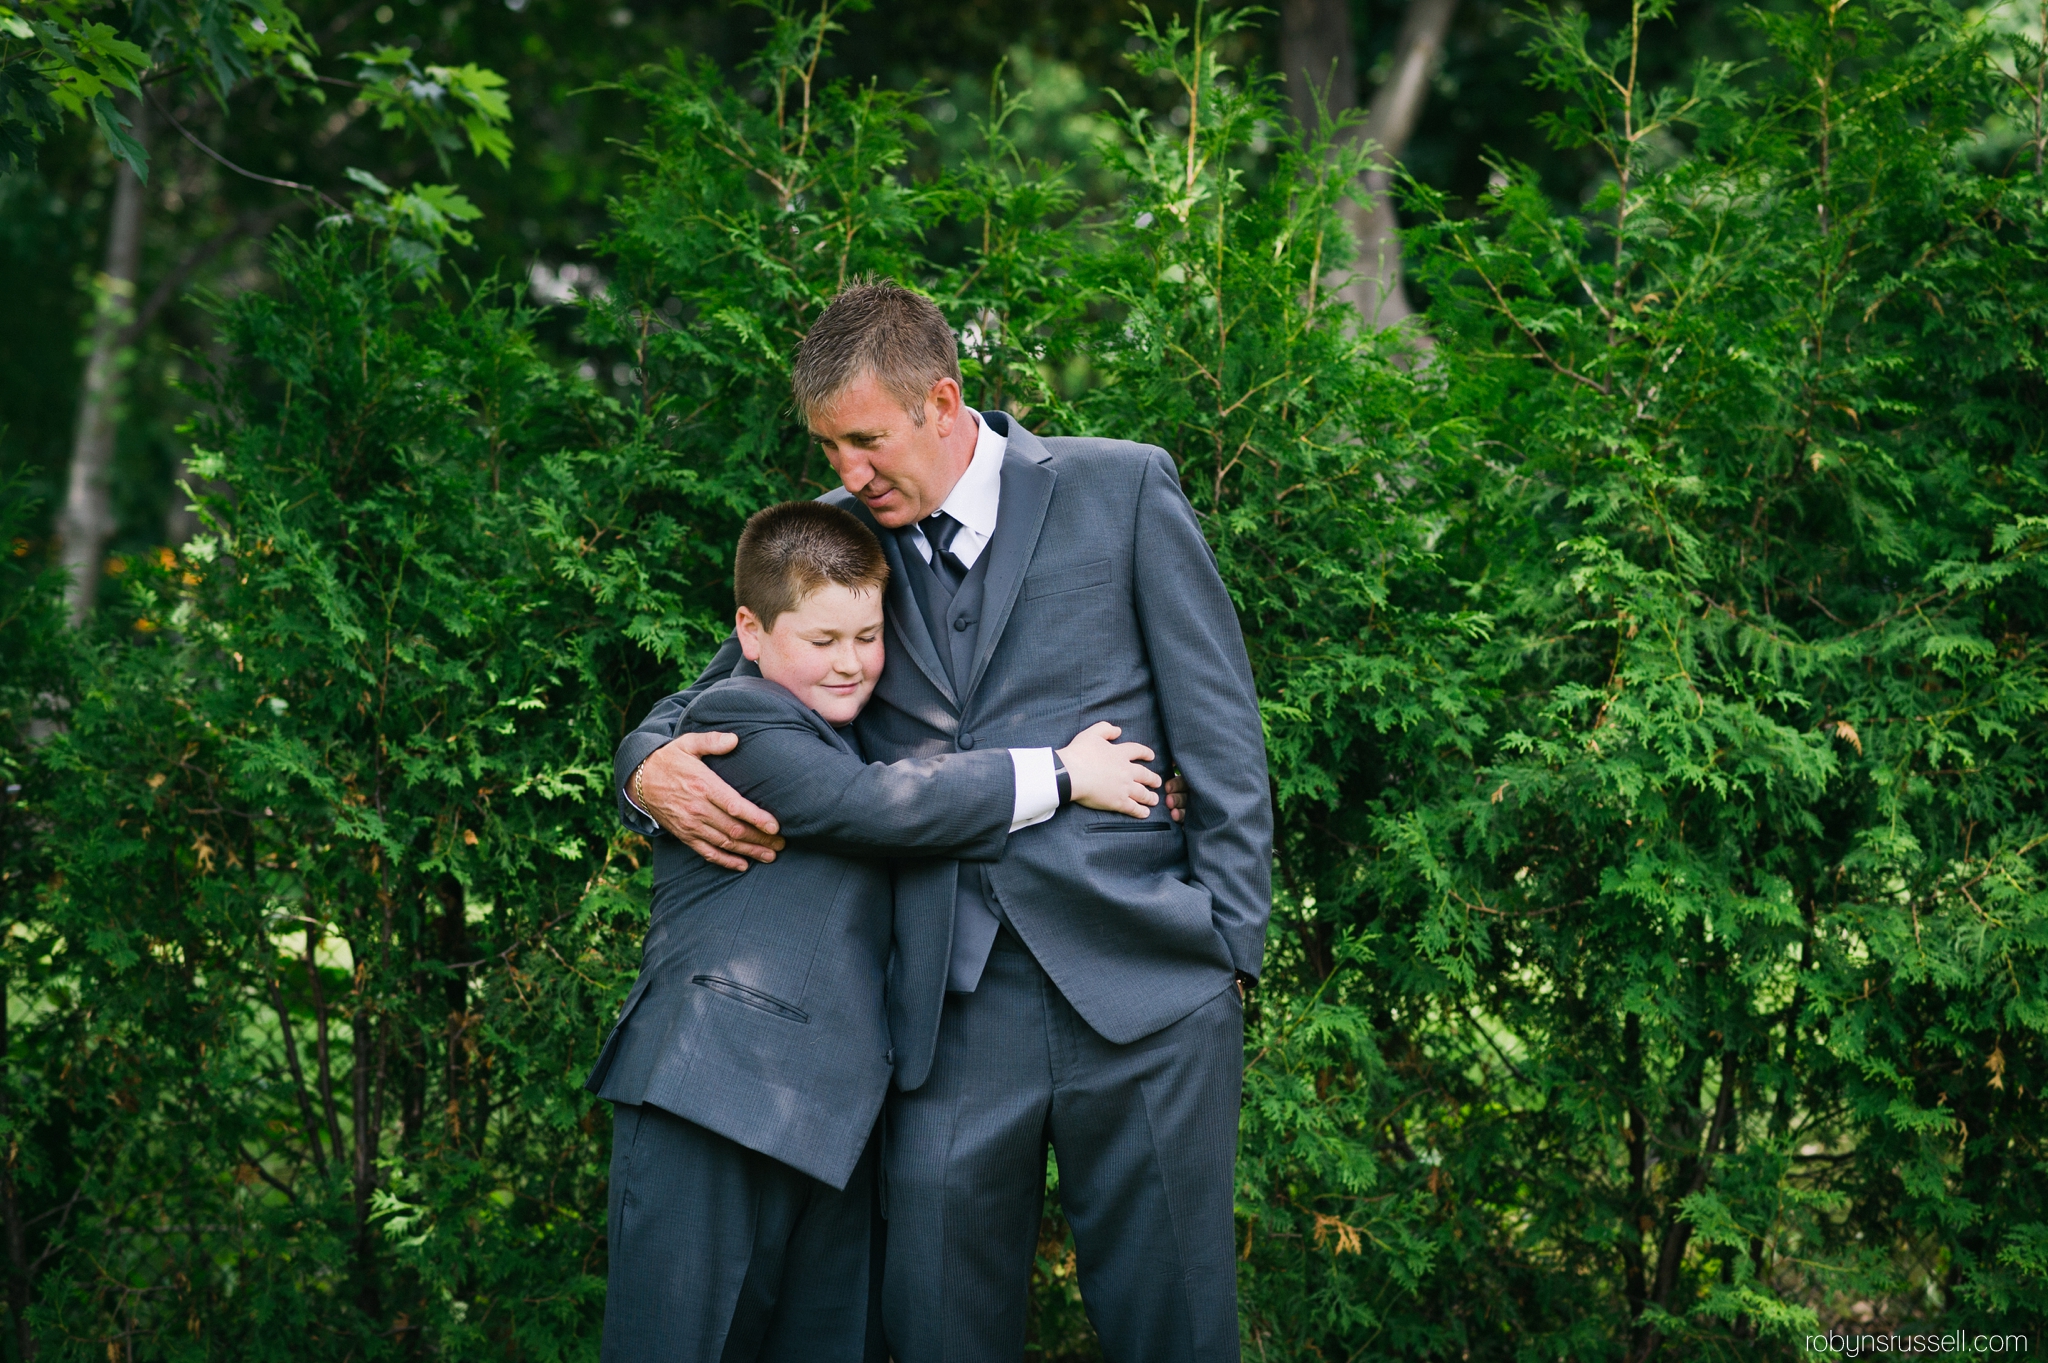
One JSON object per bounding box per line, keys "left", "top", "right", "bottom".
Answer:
{"left": 1009, "top": 747, "right": 1059, "bottom": 831}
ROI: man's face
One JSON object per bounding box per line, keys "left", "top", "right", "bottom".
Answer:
{"left": 736, "top": 584, "right": 886, "bottom": 725}
{"left": 809, "top": 372, "right": 971, "bottom": 528}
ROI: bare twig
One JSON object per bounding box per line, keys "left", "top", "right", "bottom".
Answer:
{"left": 268, "top": 977, "right": 327, "bottom": 1173}
{"left": 304, "top": 926, "right": 348, "bottom": 1168}
{"left": 236, "top": 1146, "right": 297, "bottom": 1202}
{"left": 1458, "top": 1003, "right": 1534, "bottom": 1085}
{"left": 142, "top": 86, "right": 343, "bottom": 209}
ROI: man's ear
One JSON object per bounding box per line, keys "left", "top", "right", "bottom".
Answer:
{"left": 736, "top": 606, "right": 766, "bottom": 661}
{"left": 928, "top": 376, "right": 964, "bottom": 438}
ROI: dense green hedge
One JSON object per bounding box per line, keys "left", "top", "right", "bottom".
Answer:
{"left": 1, "top": 2, "right": 2044, "bottom": 1358}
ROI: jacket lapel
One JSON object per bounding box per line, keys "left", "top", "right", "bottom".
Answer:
{"left": 963, "top": 413, "right": 1056, "bottom": 705}
{"left": 838, "top": 492, "right": 958, "bottom": 712}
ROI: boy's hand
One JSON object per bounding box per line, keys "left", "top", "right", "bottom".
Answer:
{"left": 634, "top": 733, "right": 785, "bottom": 871}
{"left": 1164, "top": 773, "right": 1187, "bottom": 823}
{"left": 1058, "top": 722, "right": 1163, "bottom": 819}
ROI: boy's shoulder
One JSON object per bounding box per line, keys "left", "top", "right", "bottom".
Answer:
{"left": 684, "top": 674, "right": 828, "bottom": 732}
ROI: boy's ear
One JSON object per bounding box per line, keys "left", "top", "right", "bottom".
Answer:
{"left": 735, "top": 606, "right": 766, "bottom": 662}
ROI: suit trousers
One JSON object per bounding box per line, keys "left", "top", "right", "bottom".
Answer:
{"left": 601, "top": 1102, "right": 882, "bottom": 1363}
{"left": 882, "top": 931, "right": 1245, "bottom": 1362}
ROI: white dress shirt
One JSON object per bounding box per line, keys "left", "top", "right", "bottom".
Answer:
{"left": 903, "top": 407, "right": 1006, "bottom": 572}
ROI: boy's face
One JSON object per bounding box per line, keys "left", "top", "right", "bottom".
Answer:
{"left": 736, "top": 583, "right": 886, "bottom": 725}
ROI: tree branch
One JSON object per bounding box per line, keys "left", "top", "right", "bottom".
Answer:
{"left": 237, "top": 1146, "right": 298, "bottom": 1203}
{"left": 1632, "top": 1051, "right": 1739, "bottom": 1363}
{"left": 269, "top": 976, "right": 328, "bottom": 1173}
{"left": 304, "top": 926, "right": 348, "bottom": 1169}
{"left": 142, "top": 86, "right": 343, "bottom": 210}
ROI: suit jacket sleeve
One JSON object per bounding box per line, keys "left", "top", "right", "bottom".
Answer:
{"left": 689, "top": 686, "right": 1015, "bottom": 862}
{"left": 1131, "top": 447, "right": 1275, "bottom": 977}
{"left": 611, "top": 634, "right": 746, "bottom": 835}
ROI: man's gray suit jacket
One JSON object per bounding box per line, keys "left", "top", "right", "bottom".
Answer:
{"left": 588, "top": 673, "right": 1016, "bottom": 1190}
{"left": 614, "top": 414, "right": 1274, "bottom": 1092}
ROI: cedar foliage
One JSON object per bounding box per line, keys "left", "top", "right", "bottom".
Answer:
{"left": 1, "top": 1, "right": 2044, "bottom": 1358}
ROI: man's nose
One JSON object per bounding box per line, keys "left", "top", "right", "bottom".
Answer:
{"left": 827, "top": 448, "right": 871, "bottom": 492}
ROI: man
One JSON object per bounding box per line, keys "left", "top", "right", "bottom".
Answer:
{"left": 617, "top": 281, "right": 1272, "bottom": 1361}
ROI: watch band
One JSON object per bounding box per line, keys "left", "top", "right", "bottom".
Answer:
{"left": 1053, "top": 755, "right": 1073, "bottom": 805}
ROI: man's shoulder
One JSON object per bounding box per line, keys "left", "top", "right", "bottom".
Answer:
{"left": 1034, "top": 432, "right": 1164, "bottom": 462}
{"left": 1028, "top": 432, "right": 1176, "bottom": 487}
{"left": 990, "top": 409, "right": 1163, "bottom": 471}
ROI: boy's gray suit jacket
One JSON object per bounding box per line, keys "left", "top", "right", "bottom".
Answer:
{"left": 613, "top": 414, "right": 1274, "bottom": 1093}
{"left": 586, "top": 674, "right": 1016, "bottom": 1190}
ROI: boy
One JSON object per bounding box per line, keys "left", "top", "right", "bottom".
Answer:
{"left": 586, "top": 500, "right": 1159, "bottom": 1362}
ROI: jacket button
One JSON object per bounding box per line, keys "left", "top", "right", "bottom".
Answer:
{"left": 958, "top": 733, "right": 975, "bottom": 750}
{"left": 953, "top": 615, "right": 971, "bottom": 631}
{"left": 885, "top": 1048, "right": 895, "bottom": 1065}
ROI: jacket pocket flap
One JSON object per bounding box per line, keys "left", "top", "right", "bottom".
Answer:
{"left": 1022, "top": 558, "right": 1113, "bottom": 600}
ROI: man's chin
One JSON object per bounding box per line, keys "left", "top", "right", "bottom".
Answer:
{"left": 853, "top": 488, "right": 916, "bottom": 527}
{"left": 864, "top": 503, "right": 917, "bottom": 529}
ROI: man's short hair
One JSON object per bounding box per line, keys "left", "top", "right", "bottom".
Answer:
{"left": 734, "top": 500, "right": 890, "bottom": 629}
{"left": 791, "top": 279, "right": 962, "bottom": 427}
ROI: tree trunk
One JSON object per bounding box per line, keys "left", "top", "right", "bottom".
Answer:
{"left": 0, "top": 980, "right": 33, "bottom": 1360}
{"left": 1279, "top": 0, "right": 1459, "bottom": 333}
{"left": 56, "top": 95, "right": 148, "bottom": 626}
{"left": 1344, "top": 0, "right": 1458, "bottom": 332}
{"left": 1280, "top": 0, "right": 1357, "bottom": 136}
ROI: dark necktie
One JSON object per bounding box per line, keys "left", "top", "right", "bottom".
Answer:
{"left": 920, "top": 510, "right": 969, "bottom": 592}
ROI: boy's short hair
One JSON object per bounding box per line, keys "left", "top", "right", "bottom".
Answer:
{"left": 791, "top": 279, "right": 962, "bottom": 427}
{"left": 735, "top": 501, "right": 890, "bottom": 629}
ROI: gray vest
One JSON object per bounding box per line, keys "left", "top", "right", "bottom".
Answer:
{"left": 899, "top": 536, "right": 1007, "bottom": 992}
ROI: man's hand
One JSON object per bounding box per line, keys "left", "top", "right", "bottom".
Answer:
{"left": 633, "top": 732, "right": 785, "bottom": 872}
{"left": 1165, "top": 772, "right": 1188, "bottom": 823}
